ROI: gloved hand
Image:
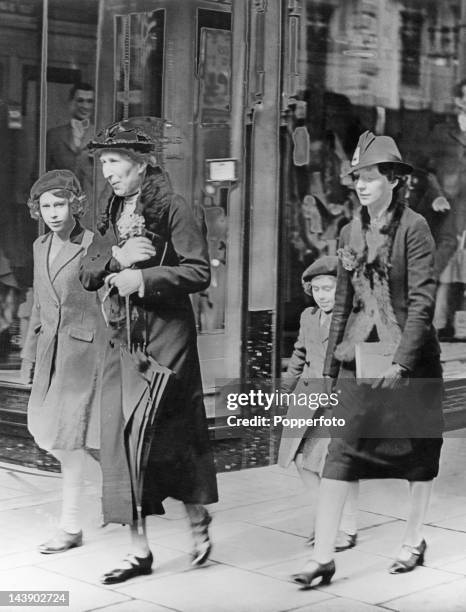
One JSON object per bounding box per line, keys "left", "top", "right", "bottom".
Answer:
{"left": 112, "top": 237, "right": 156, "bottom": 268}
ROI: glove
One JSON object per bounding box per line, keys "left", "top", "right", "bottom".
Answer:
{"left": 112, "top": 237, "right": 156, "bottom": 268}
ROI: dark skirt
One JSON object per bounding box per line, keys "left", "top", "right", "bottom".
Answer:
{"left": 100, "top": 319, "right": 218, "bottom": 525}
{"left": 322, "top": 359, "right": 444, "bottom": 482}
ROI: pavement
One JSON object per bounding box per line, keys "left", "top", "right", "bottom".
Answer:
{"left": 1, "top": 429, "right": 466, "bottom": 612}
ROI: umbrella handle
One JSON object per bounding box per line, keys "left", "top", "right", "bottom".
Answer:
{"left": 125, "top": 295, "right": 131, "bottom": 347}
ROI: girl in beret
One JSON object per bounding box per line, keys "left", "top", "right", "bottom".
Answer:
{"left": 278, "top": 255, "right": 359, "bottom": 552}
{"left": 21, "top": 170, "right": 102, "bottom": 554}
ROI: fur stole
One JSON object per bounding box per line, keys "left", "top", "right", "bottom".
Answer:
{"left": 334, "top": 201, "right": 405, "bottom": 362}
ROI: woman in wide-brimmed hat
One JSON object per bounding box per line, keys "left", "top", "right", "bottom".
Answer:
{"left": 292, "top": 131, "right": 443, "bottom": 588}
{"left": 22, "top": 169, "right": 101, "bottom": 554}
{"left": 80, "top": 119, "right": 218, "bottom": 584}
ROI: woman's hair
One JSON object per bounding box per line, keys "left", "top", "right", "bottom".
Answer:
{"left": 96, "top": 147, "right": 158, "bottom": 169}
{"left": 359, "top": 162, "right": 408, "bottom": 259}
{"left": 28, "top": 188, "right": 87, "bottom": 220}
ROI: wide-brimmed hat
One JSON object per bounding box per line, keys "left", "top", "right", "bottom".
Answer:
{"left": 29, "top": 169, "right": 84, "bottom": 202}
{"left": 343, "top": 131, "right": 412, "bottom": 176}
{"left": 88, "top": 119, "right": 157, "bottom": 153}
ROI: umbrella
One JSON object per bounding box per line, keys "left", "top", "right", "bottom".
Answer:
{"left": 120, "top": 298, "right": 175, "bottom": 533}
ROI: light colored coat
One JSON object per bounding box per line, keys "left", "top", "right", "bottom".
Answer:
{"left": 277, "top": 306, "right": 330, "bottom": 469}
{"left": 22, "top": 225, "right": 102, "bottom": 451}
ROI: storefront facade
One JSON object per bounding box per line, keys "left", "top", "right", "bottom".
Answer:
{"left": 1, "top": 0, "right": 465, "bottom": 447}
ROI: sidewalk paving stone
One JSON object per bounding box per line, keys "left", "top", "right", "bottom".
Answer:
{"left": 0, "top": 566, "right": 131, "bottom": 612}
{"left": 382, "top": 576, "right": 466, "bottom": 611}
{"left": 114, "top": 562, "right": 332, "bottom": 612}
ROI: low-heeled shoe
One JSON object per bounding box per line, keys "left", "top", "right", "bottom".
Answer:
{"left": 100, "top": 551, "right": 153, "bottom": 585}
{"left": 334, "top": 531, "right": 357, "bottom": 552}
{"left": 292, "top": 559, "right": 336, "bottom": 589}
{"left": 38, "top": 529, "right": 83, "bottom": 554}
{"left": 389, "top": 539, "right": 426, "bottom": 574}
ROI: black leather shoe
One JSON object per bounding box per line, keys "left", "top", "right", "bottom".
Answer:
{"left": 334, "top": 530, "right": 358, "bottom": 552}
{"left": 389, "top": 539, "right": 426, "bottom": 574}
{"left": 100, "top": 552, "right": 153, "bottom": 584}
{"left": 292, "top": 559, "right": 336, "bottom": 588}
{"left": 38, "top": 530, "right": 83, "bottom": 554}
{"left": 190, "top": 509, "right": 212, "bottom": 566}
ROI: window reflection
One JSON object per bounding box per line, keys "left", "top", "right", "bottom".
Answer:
{"left": 0, "top": 1, "right": 43, "bottom": 370}
{"left": 0, "top": 0, "right": 98, "bottom": 373}
{"left": 281, "top": 0, "right": 466, "bottom": 359}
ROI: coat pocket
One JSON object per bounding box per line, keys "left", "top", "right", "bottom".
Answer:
{"left": 69, "top": 327, "right": 94, "bottom": 342}
{"left": 33, "top": 324, "right": 42, "bottom": 335}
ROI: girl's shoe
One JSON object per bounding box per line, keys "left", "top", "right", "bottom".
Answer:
{"left": 389, "top": 539, "right": 426, "bottom": 574}
{"left": 292, "top": 559, "right": 336, "bottom": 588}
{"left": 38, "top": 529, "right": 83, "bottom": 554}
{"left": 334, "top": 530, "right": 357, "bottom": 552}
{"left": 190, "top": 508, "right": 212, "bottom": 566}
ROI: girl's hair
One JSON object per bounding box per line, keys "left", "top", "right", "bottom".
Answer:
{"left": 28, "top": 188, "right": 87, "bottom": 220}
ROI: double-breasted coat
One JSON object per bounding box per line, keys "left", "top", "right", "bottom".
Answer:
{"left": 277, "top": 307, "right": 330, "bottom": 469}
{"left": 79, "top": 185, "right": 218, "bottom": 524}
{"left": 323, "top": 207, "right": 444, "bottom": 481}
{"left": 22, "top": 224, "right": 102, "bottom": 451}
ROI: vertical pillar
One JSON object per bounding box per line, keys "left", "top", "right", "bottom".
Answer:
{"left": 459, "top": 0, "right": 466, "bottom": 79}
{"left": 244, "top": 0, "right": 282, "bottom": 380}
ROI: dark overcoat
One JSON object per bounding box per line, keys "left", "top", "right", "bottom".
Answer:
{"left": 79, "top": 183, "right": 218, "bottom": 524}
{"left": 323, "top": 207, "right": 444, "bottom": 481}
{"left": 21, "top": 225, "right": 101, "bottom": 451}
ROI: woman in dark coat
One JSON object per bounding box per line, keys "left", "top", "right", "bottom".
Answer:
{"left": 80, "top": 121, "right": 218, "bottom": 584}
{"left": 21, "top": 170, "right": 101, "bottom": 554}
{"left": 292, "top": 132, "right": 444, "bottom": 588}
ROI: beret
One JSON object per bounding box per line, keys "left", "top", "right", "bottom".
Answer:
{"left": 29, "top": 170, "right": 84, "bottom": 202}
{"left": 302, "top": 255, "right": 338, "bottom": 284}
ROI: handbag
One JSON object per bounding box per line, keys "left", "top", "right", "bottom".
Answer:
{"left": 355, "top": 342, "right": 394, "bottom": 382}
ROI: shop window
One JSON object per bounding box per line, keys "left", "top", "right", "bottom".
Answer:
{"left": 280, "top": 0, "right": 466, "bottom": 361}
{"left": 194, "top": 8, "right": 231, "bottom": 333}
{"left": 114, "top": 10, "right": 165, "bottom": 120}
{"left": 401, "top": 9, "right": 423, "bottom": 87}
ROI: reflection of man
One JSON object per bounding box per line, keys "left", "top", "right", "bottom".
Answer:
{"left": 428, "top": 80, "right": 466, "bottom": 338}
{"left": 46, "top": 83, "right": 95, "bottom": 203}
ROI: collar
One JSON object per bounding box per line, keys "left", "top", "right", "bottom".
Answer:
{"left": 70, "top": 118, "right": 90, "bottom": 130}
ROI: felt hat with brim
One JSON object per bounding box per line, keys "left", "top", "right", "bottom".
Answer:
{"left": 29, "top": 169, "right": 84, "bottom": 202}
{"left": 88, "top": 119, "right": 157, "bottom": 153}
{"left": 343, "top": 130, "right": 412, "bottom": 176}
{"left": 302, "top": 255, "right": 338, "bottom": 284}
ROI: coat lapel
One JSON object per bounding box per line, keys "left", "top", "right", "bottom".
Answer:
{"left": 36, "top": 233, "right": 59, "bottom": 302}
{"left": 49, "top": 225, "right": 86, "bottom": 283}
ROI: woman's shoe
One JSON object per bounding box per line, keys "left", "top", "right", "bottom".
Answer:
{"left": 389, "top": 539, "right": 426, "bottom": 574}
{"left": 100, "top": 551, "right": 153, "bottom": 585}
{"left": 334, "top": 530, "right": 357, "bottom": 552}
{"left": 292, "top": 559, "right": 336, "bottom": 588}
{"left": 190, "top": 508, "right": 212, "bottom": 566}
{"left": 38, "top": 529, "right": 83, "bottom": 554}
